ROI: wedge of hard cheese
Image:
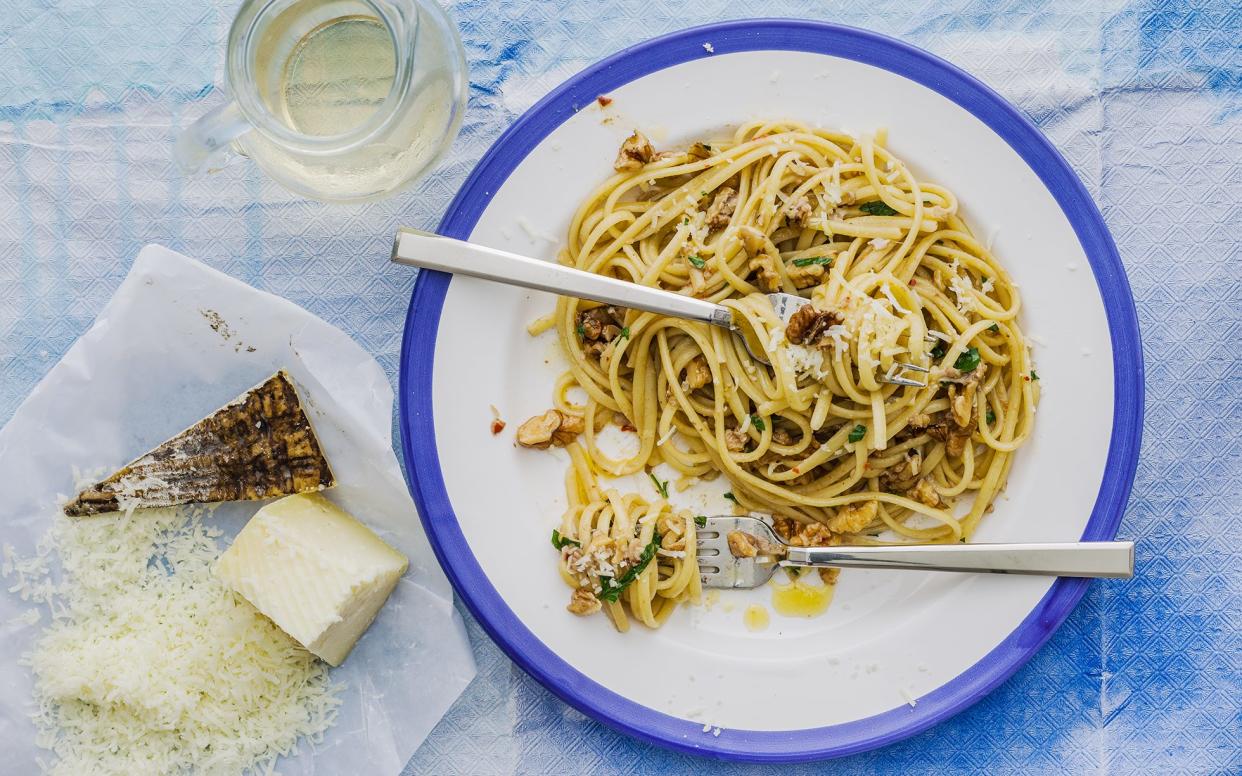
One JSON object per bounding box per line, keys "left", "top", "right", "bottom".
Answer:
{"left": 64, "top": 370, "right": 334, "bottom": 516}
{"left": 214, "top": 492, "right": 409, "bottom": 666}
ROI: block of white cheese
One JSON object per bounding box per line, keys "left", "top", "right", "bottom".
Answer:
{"left": 214, "top": 492, "right": 409, "bottom": 666}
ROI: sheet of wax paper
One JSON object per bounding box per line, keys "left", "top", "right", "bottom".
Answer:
{"left": 0, "top": 245, "right": 476, "bottom": 774}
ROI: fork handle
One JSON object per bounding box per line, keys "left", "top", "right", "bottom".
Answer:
{"left": 391, "top": 227, "right": 734, "bottom": 328}
{"left": 784, "top": 541, "right": 1134, "bottom": 578}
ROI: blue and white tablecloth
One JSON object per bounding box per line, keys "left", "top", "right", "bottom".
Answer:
{"left": 1, "top": 1, "right": 1238, "bottom": 773}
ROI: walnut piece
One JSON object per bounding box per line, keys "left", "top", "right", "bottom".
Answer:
{"left": 907, "top": 476, "right": 941, "bottom": 507}
{"left": 827, "top": 500, "right": 878, "bottom": 534}
{"left": 567, "top": 588, "right": 602, "bottom": 615}
{"left": 725, "top": 428, "right": 749, "bottom": 452}
{"left": 748, "top": 254, "right": 781, "bottom": 292}
{"left": 787, "top": 261, "right": 827, "bottom": 289}
{"left": 516, "top": 409, "right": 584, "bottom": 449}
{"left": 681, "top": 356, "right": 712, "bottom": 392}
{"left": 772, "top": 516, "right": 836, "bottom": 547}
{"left": 785, "top": 304, "right": 843, "bottom": 345}
{"left": 614, "top": 131, "right": 655, "bottom": 171}
{"left": 727, "top": 530, "right": 759, "bottom": 558}
{"left": 687, "top": 141, "right": 715, "bottom": 160}
{"left": 785, "top": 196, "right": 813, "bottom": 227}
{"left": 705, "top": 187, "right": 738, "bottom": 230}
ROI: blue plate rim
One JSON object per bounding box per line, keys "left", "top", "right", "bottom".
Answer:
{"left": 397, "top": 18, "right": 1143, "bottom": 763}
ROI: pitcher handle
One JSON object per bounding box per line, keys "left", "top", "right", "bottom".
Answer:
{"left": 175, "top": 100, "right": 252, "bottom": 174}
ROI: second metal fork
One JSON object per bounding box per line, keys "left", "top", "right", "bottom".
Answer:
{"left": 696, "top": 515, "right": 1134, "bottom": 588}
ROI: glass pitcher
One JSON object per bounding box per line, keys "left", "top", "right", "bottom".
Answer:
{"left": 176, "top": 0, "right": 467, "bottom": 203}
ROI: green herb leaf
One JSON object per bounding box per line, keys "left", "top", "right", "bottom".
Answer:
{"left": 848, "top": 424, "right": 866, "bottom": 443}
{"left": 988, "top": 322, "right": 1000, "bottom": 334}
{"left": 751, "top": 415, "right": 765, "bottom": 432}
{"left": 682, "top": 217, "right": 690, "bottom": 225}
{"left": 688, "top": 255, "right": 706, "bottom": 269}
{"left": 619, "top": 326, "right": 631, "bottom": 339}
{"left": 649, "top": 472, "right": 669, "bottom": 499}
{"left": 551, "top": 529, "right": 580, "bottom": 550}
{"left": 575, "top": 323, "right": 585, "bottom": 338}
{"left": 723, "top": 491, "right": 738, "bottom": 504}
{"left": 792, "top": 256, "right": 832, "bottom": 267}
{"left": 700, "top": 190, "right": 708, "bottom": 197}
{"left": 694, "top": 515, "right": 707, "bottom": 527}
{"left": 930, "top": 341, "right": 947, "bottom": 359}
{"left": 859, "top": 200, "right": 898, "bottom": 216}
{"left": 598, "top": 531, "right": 662, "bottom": 602}
{"left": 986, "top": 408, "right": 996, "bottom": 425}
{"left": 954, "top": 346, "right": 981, "bottom": 373}
{"left": 1030, "top": 369, "right": 1040, "bottom": 381}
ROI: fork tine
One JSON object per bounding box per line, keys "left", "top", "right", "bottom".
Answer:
{"left": 881, "top": 361, "right": 930, "bottom": 387}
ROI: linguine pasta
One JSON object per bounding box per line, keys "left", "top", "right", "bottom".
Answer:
{"left": 522, "top": 120, "right": 1038, "bottom": 630}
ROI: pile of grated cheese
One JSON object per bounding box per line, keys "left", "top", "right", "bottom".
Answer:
{"left": 2, "top": 506, "right": 343, "bottom": 775}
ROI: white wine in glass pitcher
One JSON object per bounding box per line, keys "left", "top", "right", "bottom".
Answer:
{"left": 177, "top": 0, "right": 467, "bottom": 203}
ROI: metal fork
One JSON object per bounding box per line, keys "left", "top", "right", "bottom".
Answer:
{"left": 391, "top": 227, "right": 927, "bottom": 384}
{"left": 696, "top": 516, "right": 1134, "bottom": 588}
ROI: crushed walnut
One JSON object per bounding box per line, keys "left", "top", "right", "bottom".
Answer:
{"left": 727, "top": 530, "right": 759, "bottom": 558}
{"left": 747, "top": 254, "right": 780, "bottom": 292}
{"left": 827, "top": 500, "right": 878, "bottom": 534}
{"left": 724, "top": 428, "right": 750, "bottom": 452}
{"left": 578, "top": 305, "right": 626, "bottom": 360}
{"left": 785, "top": 304, "right": 843, "bottom": 345}
{"left": 614, "top": 130, "right": 655, "bottom": 171}
{"left": 567, "top": 587, "right": 602, "bottom": 615}
{"left": 907, "top": 476, "right": 942, "bottom": 507}
{"left": 927, "top": 363, "right": 986, "bottom": 456}
{"left": 681, "top": 356, "right": 712, "bottom": 392}
{"left": 705, "top": 187, "right": 738, "bottom": 230}
{"left": 787, "top": 261, "right": 827, "bottom": 289}
{"left": 772, "top": 516, "right": 838, "bottom": 547}
{"left": 785, "top": 196, "right": 813, "bottom": 227}
{"left": 688, "top": 141, "right": 714, "bottom": 160}
{"left": 516, "top": 409, "right": 585, "bottom": 449}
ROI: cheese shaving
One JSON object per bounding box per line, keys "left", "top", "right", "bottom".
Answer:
{"left": 6, "top": 507, "right": 342, "bottom": 775}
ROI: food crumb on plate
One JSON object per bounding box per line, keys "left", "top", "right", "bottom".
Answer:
{"left": 702, "top": 42, "right": 714, "bottom": 53}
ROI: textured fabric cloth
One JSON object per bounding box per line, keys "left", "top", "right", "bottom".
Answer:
{"left": 1, "top": 1, "right": 1238, "bottom": 774}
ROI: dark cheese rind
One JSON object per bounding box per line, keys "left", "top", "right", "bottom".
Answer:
{"left": 64, "top": 371, "right": 335, "bottom": 516}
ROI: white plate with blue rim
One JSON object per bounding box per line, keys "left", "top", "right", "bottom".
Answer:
{"left": 397, "top": 19, "right": 1141, "bottom": 762}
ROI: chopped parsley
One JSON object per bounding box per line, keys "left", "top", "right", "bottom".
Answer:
{"left": 682, "top": 217, "right": 690, "bottom": 225}
{"left": 848, "top": 424, "right": 866, "bottom": 443}
{"left": 575, "top": 323, "right": 585, "bottom": 338}
{"left": 986, "top": 408, "right": 996, "bottom": 425}
{"left": 700, "top": 190, "right": 708, "bottom": 197}
{"left": 792, "top": 256, "right": 832, "bottom": 267}
{"left": 1030, "top": 369, "right": 1040, "bottom": 381}
{"left": 694, "top": 515, "right": 707, "bottom": 527}
{"left": 988, "top": 322, "right": 1000, "bottom": 334}
{"left": 688, "top": 255, "right": 706, "bottom": 269}
{"left": 551, "top": 529, "right": 579, "bottom": 550}
{"left": 598, "top": 532, "right": 661, "bottom": 602}
{"left": 619, "top": 326, "right": 631, "bottom": 339}
{"left": 723, "top": 491, "right": 739, "bottom": 504}
{"left": 954, "top": 346, "right": 981, "bottom": 373}
{"left": 930, "top": 340, "right": 947, "bottom": 360}
{"left": 859, "top": 200, "right": 898, "bottom": 216}
{"left": 649, "top": 472, "right": 669, "bottom": 499}
{"left": 751, "top": 415, "right": 765, "bottom": 432}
